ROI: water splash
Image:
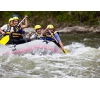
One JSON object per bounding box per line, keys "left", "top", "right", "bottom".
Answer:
{"left": 0, "top": 42, "right": 100, "bottom": 78}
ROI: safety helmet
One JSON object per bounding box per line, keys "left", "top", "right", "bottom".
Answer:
{"left": 34, "top": 25, "right": 41, "bottom": 30}
{"left": 13, "top": 14, "right": 19, "bottom": 18}
{"left": 13, "top": 17, "right": 19, "bottom": 20}
{"left": 8, "top": 18, "right": 14, "bottom": 23}
{"left": 47, "top": 24, "right": 54, "bottom": 29}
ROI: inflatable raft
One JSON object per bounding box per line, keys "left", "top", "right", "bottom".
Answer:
{"left": 3, "top": 40, "right": 63, "bottom": 55}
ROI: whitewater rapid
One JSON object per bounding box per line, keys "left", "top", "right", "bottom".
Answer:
{"left": 0, "top": 42, "right": 100, "bottom": 78}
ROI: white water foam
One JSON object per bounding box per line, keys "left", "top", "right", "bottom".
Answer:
{"left": 0, "top": 42, "right": 100, "bottom": 78}
{"left": 0, "top": 45, "right": 11, "bottom": 56}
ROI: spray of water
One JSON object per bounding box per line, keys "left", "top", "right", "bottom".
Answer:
{"left": 0, "top": 42, "right": 100, "bottom": 78}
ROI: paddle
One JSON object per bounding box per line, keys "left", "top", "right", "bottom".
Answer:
{"left": 0, "top": 16, "right": 27, "bottom": 45}
{"left": 0, "top": 35, "right": 10, "bottom": 45}
{"left": 48, "top": 30, "right": 69, "bottom": 54}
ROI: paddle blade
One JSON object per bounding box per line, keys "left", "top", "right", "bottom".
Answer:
{"left": 0, "top": 35, "right": 9, "bottom": 45}
{"left": 62, "top": 49, "right": 69, "bottom": 54}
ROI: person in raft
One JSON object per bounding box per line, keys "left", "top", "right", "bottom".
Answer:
{"left": 42, "top": 24, "right": 68, "bottom": 53}
{"left": 12, "top": 14, "right": 26, "bottom": 38}
{"left": 0, "top": 18, "right": 14, "bottom": 38}
{"left": 29, "top": 25, "right": 45, "bottom": 40}
{"left": 9, "top": 15, "right": 30, "bottom": 44}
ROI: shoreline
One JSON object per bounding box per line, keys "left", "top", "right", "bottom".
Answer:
{"left": 24, "top": 26, "right": 100, "bottom": 34}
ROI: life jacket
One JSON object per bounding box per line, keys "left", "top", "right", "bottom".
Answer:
{"left": 11, "top": 25, "right": 23, "bottom": 39}
{"left": 35, "top": 33, "right": 45, "bottom": 40}
{"left": 45, "top": 31, "right": 59, "bottom": 41}
{"left": 4, "top": 25, "right": 23, "bottom": 39}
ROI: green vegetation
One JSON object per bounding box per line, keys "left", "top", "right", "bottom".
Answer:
{"left": 0, "top": 11, "right": 100, "bottom": 28}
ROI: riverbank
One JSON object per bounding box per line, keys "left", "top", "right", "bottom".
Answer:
{"left": 58, "top": 26, "right": 100, "bottom": 33}
{"left": 24, "top": 25, "right": 100, "bottom": 34}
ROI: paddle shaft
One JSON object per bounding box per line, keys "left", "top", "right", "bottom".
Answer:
{"left": 18, "top": 16, "right": 27, "bottom": 26}
{"left": 49, "top": 30, "right": 62, "bottom": 48}
{"left": 49, "top": 30, "right": 58, "bottom": 43}
{"left": 48, "top": 30, "right": 68, "bottom": 54}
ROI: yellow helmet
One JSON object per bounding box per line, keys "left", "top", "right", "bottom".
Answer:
{"left": 13, "top": 17, "right": 19, "bottom": 20}
{"left": 34, "top": 25, "right": 41, "bottom": 30}
{"left": 8, "top": 18, "right": 14, "bottom": 23}
{"left": 47, "top": 24, "right": 54, "bottom": 29}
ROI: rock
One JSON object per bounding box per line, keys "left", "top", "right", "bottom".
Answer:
{"left": 89, "top": 27, "right": 94, "bottom": 32}
{"left": 58, "top": 26, "right": 90, "bottom": 33}
{"left": 23, "top": 26, "right": 100, "bottom": 34}
{"left": 23, "top": 28, "right": 35, "bottom": 33}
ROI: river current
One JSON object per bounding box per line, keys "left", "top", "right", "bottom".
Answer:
{"left": 0, "top": 33, "right": 100, "bottom": 78}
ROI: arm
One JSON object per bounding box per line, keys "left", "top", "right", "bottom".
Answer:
{"left": 21, "top": 15, "right": 28, "bottom": 29}
{"left": 58, "top": 41, "right": 65, "bottom": 51}
{"left": 54, "top": 33, "right": 64, "bottom": 51}
{"left": 29, "top": 31, "right": 33, "bottom": 39}
{"left": 10, "top": 27, "right": 14, "bottom": 33}
{"left": 0, "top": 28, "right": 5, "bottom": 34}
{"left": 42, "top": 28, "right": 48, "bottom": 35}
{"left": 29, "top": 33, "right": 36, "bottom": 40}
{"left": 0, "top": 25, "right": 7, "bottom": 35}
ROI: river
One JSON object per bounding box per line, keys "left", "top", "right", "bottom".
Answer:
{"left": 0, "top": 33, "right": 100, "bottom": 78}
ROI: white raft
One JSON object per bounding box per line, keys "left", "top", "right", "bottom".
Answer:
{"left": 4, "top": 40, "right": 63, "bottom": 55}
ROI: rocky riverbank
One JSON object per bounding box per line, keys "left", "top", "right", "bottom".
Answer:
{"left": 58, "top": 26, "right": 100, "bottom": 33}
{"left": 24, "top": 26, "right": 100, "bottom": 34}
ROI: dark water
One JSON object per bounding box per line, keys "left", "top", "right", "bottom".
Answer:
{"left": 0, "top": 33, "right": 100, "bottom": 78}
{"left": 61, "top": 33, "right": 100, "bottom": 48}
